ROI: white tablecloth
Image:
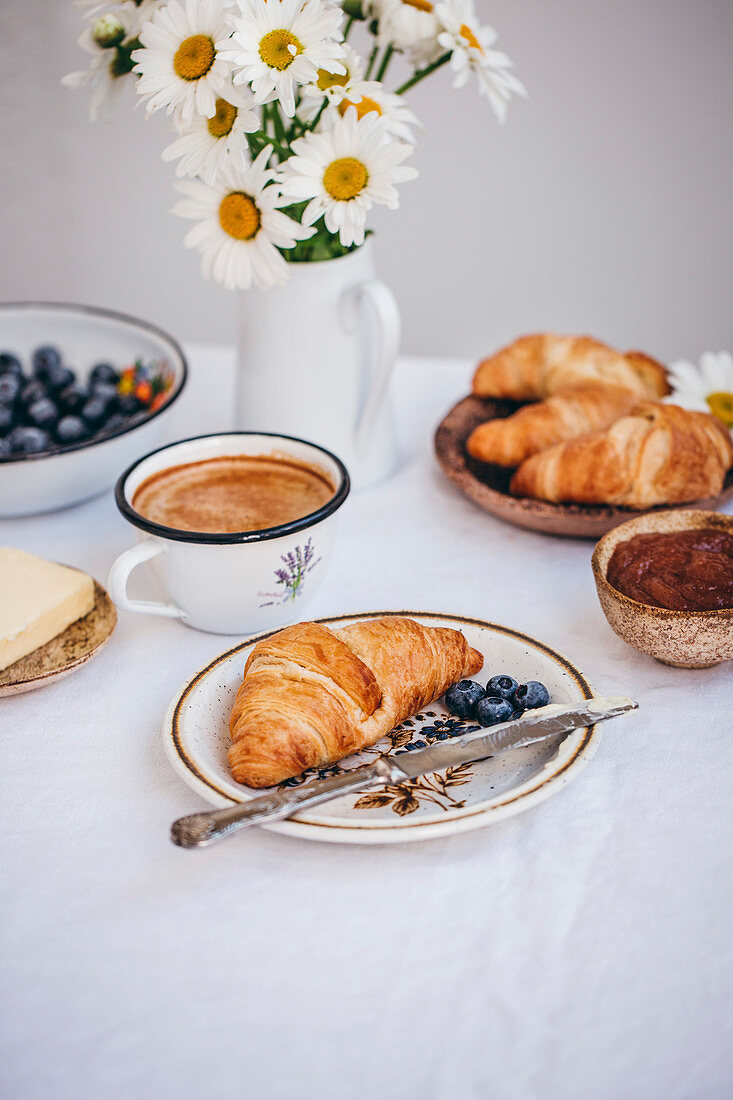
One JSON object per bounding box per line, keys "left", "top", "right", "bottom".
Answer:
{"left": 2, "top": 347, "right": 732, "bottom": 1100}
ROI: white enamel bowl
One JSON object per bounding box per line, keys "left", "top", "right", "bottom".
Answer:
{"left": 0, "top": 302, "right": 187, "bottom": 516}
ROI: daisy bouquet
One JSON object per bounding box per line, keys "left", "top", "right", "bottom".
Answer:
{"left": 65, "top": 0, "right": 526, "bottom": 290}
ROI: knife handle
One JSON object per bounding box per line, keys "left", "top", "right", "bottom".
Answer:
{"left": 171, "top": 757, "right": 402, "bottom": 848}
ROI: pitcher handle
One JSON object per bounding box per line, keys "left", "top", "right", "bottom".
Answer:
{"left": 107, "top": 538, "right": 186, "bottom": 619}
{"left": 351, "top": 278, "right": 400, "bottom": 457}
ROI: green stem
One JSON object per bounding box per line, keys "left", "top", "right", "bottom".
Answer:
{"left": 248, "top": 129, "right": 289, "bottom": 160}
{"left": 310, "top": 98, "right": 328, "bottom": 131}
{"left": 270, "top": 102, "right": 287, "bottom": 148}
{"left": 395, "top": 52, "right": 451, "bottom": 95}
{"left": 343, "top": 15, "right": 355, "bottom": 40}
{"left": 375, "top": 45, "right": 394, "bottom": 82}
{"left": 364, "top": 43, "right": 379, "bottom": 79}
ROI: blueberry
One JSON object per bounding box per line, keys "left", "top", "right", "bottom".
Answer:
{"left": 101, "top": 412, "right": 127, "bottom": 434}
{"left": 27, "top": 398, "right": 59, "bottom": 432}
{"left": 8, "top": 425, "right": 52, "bottom": 454}
{"left": 89, "top": 382, "right": 119, "bottom": 410}
{"left": 445, "top": 679, "right": 486, "bottom": 718}
{"left": 0, "top": 403, "right": 15, "bottom": 433}
{"left": 45, "top": 365, "right": 75, "bottom": 393}
{"left": 0, "top": 353, "right": 23, "bottom": 377}
{"left": 58, "top": 383, "right": 88, "bottom": 415}
{"left": 0, "top": 436, "right": 11, "bottom": 457}
{"left": 487, "top": 674, "right": 519, "bottom": 701}
{"left": 81, "top": 395, "right": 112, "bottom": 429}
{"left": 89, "top": 362, "right": 118, "bottom": 387}
{"left": 514, "top": 681, "right": 550, "bottom": 710}
{"left": 56, "top": 415, "right": 88, "bottom": 445}
{"left": 476, "top": 696, "right": 515, "bottom": 727}
{"left": 32, "top": 345, "right": 61, "bottom": 377}
{"left": 117, "top": 393, "right": 142, "bottom": 416}
{"left": 20, "top": 379, "right": 47, "bottom": 407}
{"left": 0, "top": 374, "right": 21, "bottom": 404}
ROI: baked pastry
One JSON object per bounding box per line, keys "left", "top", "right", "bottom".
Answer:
{"left": 510, "top": 403, "right": 733, "bottom": 507}
{"left": 229, "top": 617, "right": 483, "bottom": 787}
{"left": 466, "top": 382, "right": 641, "bottom": 468}
{"left": 472, "top": 334, "right": 669, "bottom": 403}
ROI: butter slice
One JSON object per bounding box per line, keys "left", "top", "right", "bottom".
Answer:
{"left": 0, "top": 548, "right": 95, "bottom": 672}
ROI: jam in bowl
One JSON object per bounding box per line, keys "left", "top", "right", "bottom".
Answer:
{"left": 592, "top": 510, "right": 733, "bottom": 668}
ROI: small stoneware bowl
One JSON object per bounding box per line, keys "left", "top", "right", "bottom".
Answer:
{"left": 591, "top": 510, "right": 733, "bottom": 668}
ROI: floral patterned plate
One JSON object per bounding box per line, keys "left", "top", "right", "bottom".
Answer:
{"left": 162, "top": 611, "right": 601, "bottom": 845}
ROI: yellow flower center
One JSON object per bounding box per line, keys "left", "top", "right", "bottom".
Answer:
{"left": 173, "top": 34, "right": 216, "bottom": 81}
{"left": 402, "top": 0, "right": 433, "bottom": 11}
{"left": 339, "top": 96, "right": 382, "bottom": 121}
{"left": 207, "top": 98, "right": 238, "bottom": 139}
{"left": 219, "top": 192, "right": 261, "bottom": 240}
{"left": 460, "top": 24, "right": 483, "bottom": 51}
{"left": 323, "top": 157, "right": 368, "bottom": 201}
{"left": 317, "top": 68, "right": 349, "bottom": 91}
{"left": 259, "top": 29, "right": 303, "bottom": 71}
{"left": 707, "top": 391, "right": 733, "bottom": 427}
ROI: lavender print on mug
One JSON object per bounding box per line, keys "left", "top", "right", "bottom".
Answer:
{"left": 259, "top": 539, "right": 321, "bottom": 607}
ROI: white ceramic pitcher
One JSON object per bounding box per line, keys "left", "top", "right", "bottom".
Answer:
{"left": 235, "top": 242, "right": 400, "bottom": 490}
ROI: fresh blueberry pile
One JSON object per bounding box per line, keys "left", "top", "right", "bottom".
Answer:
{"left": 445, "top": 674, "right": 550, "bottom": 727}
{"left": 0, "top": 345, "right": 173, "bottom": 459}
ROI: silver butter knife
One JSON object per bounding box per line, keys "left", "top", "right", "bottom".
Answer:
{"left": 171, "top": 696, "right": 637, "bottom": 848}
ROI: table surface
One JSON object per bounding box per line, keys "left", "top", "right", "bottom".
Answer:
{"left": 2, "top": 347, "right": 732, "bottom": 1100}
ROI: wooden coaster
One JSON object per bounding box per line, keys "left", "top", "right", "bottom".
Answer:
{"left": 435, "top": 394, "right": 733, "bottom": 540}
{"left": 0, "top": 580, "right": 117, "bottom": 697}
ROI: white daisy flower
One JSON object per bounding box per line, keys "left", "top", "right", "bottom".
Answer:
{"left": 435, "top": 0, "right": 526, "bottom": 123}
{"left": 368, "top": 0, "right": 442, "bottom": 67}
{"left": 279, "top": 108, "right": 418, "bottom": 248}
{"left": 133, "top": 0, "right": 235, "bottom": 124}
{"left": 327, "top": 85, "right": 421, "bottom": 145}
{"left": 172, "top": 147, "right": 315, "bottom": 289}
{"left": 162, "top": 89, "right": 260, "bottom": 183}
{"left": 300, "top": 46, "right": 419, "bottom": 143}
{"left": 300, "top": 46, "right": 371, "bottom": 105}
{"left": 62, "top": 23, "right": 137, "bottom": 121}
{"left": 219, "top": 0, "right": 346, "bottom": 119}
{"left": 74, "top": 1, "right": 166, "bottom": 39}
{"left": 666, "top": 351, "right": 733, "bottom": 432}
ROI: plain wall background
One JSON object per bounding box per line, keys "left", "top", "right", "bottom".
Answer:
{"left": 2, "top": 0, "right": 731, "bottom": 362}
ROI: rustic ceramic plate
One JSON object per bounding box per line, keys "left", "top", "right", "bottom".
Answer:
{"left": 163, "top": 611, "right": 603, "bottom": 845}
{"left": 0, "top": 580, "right": 117, "bottom": 697}
{"left": 435, "top": 394, "right": 733, "bottom": 539}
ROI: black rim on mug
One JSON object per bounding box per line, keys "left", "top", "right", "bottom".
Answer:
{"left": 114, "top": 431, "right": 351, "bottom": 545}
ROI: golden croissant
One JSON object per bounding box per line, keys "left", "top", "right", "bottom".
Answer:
{"left": 229, "top": 617, "right": 483, "bottom": 787}
{"left": 472, "top": 334, "right": 669, "bottom": 403}
{"left": 466, "top": 382, "right": 641, "bottom": 467}
{"left": 510, "top": 403, "right": 733, "bottom": 508}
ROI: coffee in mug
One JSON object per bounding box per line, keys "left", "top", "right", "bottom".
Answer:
{"left": 131, "top": 455, "right": 335, "bottom": 535}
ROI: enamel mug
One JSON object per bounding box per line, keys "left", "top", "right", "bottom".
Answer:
{"left": 108, "top": 433, "right": 350, "bottom": 635}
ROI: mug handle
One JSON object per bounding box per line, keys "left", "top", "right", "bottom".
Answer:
{"left": 107, "top": 538, "right": 186, "bottom": 619}
{"left": 350, "top": 279, "right": 401, "bottom": 457}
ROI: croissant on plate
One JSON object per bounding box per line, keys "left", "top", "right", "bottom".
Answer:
{"left": 229, "top": 617, "right": 484, "bottom": 787}
{"left": 510, "top": 403, "right": 733, "bottom": 508}
{"left": 466, "top": 382, "right": 642, "bottom": 467}
{"left": 472, "top": 334, "right": 669, "bottom": 403}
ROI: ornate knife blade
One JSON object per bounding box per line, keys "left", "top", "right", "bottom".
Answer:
{"left": 171, "top": 696, "right": 637, "bottom": 849}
